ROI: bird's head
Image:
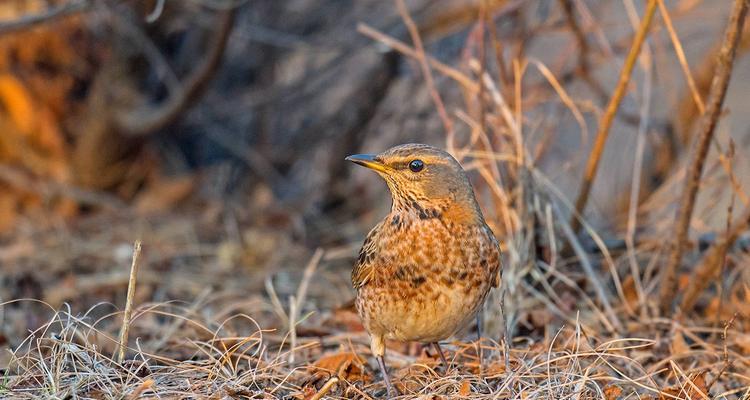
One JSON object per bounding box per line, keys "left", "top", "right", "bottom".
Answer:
{"left": 346, "top": 143, "right": 482, "bottom": 221}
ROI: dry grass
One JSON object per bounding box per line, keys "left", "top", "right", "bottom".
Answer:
{"left": 3, "top": 271, "right": 750, "bottom": 398}
{"left": 3, "top": 1, "right": 750, "bottom": 399}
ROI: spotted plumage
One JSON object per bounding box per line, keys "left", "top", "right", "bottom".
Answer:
{"left": 346, "top": 143, "right": 501, "bottom": 397}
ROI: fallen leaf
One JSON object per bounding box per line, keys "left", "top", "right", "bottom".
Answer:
{"left": 621, "top": 275, "right": 640, "bottom": 311}
{"left": 659, "top": 371, "right": 708, "bottom": 400}
{"left": 485, "top": 361, "right": 506, "bottom": 375}
{"left": 310, "top": 351, "right": 369, "bottom": 382}
{"left": 458, "top": 380, "right": 471, "bottom": 396}
{"left": 603, "top": 384, "right": 623, "bottom": 400}
{"left": 671, "top": 330, "right": 691, "bottom": 357}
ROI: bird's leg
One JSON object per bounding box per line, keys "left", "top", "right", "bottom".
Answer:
{"left": 376, "top": 355, "right": 397, "bottom": 398}
{"left": 476, "top": 313, "right": 484, "bottom": 372}
{"left": 372, "top": 335, "right": 397, "bottom": 397}
{"left": 432, "top": 342, "right": 449, "bottom": 370}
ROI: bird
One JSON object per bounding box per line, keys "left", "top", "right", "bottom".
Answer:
{"left": 346, "top": 143, "right": 501, "bottom": 397}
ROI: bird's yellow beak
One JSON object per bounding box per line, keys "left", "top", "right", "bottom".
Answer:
{"left": 345, "top": 154, "right": 388, "bottom": 173}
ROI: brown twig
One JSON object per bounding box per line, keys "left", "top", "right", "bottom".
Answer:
{"left": 657, "top": 0, "right": 705, "bottom": 115}
{"left": 395, "top": 0, "right": 455, "bottom": 147}
{"left": 705, "top": 314, "right": 737, "bottom": 393}
{"left": 675, "top": 20, "right": 750, "bottom": 143}
{"left": 117, "top": 240, "right": 143, "bottom": 363}
{"left": 114, "top": 9, "right": 235, "bottom": 136}
{"left": 127, "top": 379, "right": 154, "bottom": 400}
{"left": 658, "top": 0, "right": 749, "bottom": 316}
{"left": 569, "top": 0, "right": 658, "bottom": 233}
{"left": 680, "top": 204, "right": 749, "bottom": 312}
{"left": 658, "top": 0, "right": 749, "bottom": 209}
{"left": 647, "top": 18, "right": 750, "bottom": 208}
{"left": 310, "top": 376, "right": 339, "bottom": 400}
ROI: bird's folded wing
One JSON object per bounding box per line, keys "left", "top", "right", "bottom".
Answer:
{"left": 352, "top": 221, "right": 383, "bottom": 288}
{"left": 484, "top": 226, "right": 502, "bottom": 288}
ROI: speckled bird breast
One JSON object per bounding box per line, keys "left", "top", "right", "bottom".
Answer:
{"left": 353, "top": 210, "right": 500, "bottom": 342}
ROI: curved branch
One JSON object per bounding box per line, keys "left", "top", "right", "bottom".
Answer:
{"left": 114, "top": 8, "right": 235, "bottom": 136}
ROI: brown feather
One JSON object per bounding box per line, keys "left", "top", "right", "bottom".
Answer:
{"left": 348, "top": 144, "right": 502, "bottom": 349}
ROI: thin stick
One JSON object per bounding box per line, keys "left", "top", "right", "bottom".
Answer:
{"left": 680, "top": 204, "right": 750, "bottom": 311}
{"left": 127, "top": 379, "right": 154, "bottom": 400}
{"left": 117, "top": 240, "right": 142, "bottom": 363}
{"left": 289, "top": 248, "right": 324, "bottom": 364}
{"left": 310, "top": 376, "right": 339, "bottom": 400}
{"left": 395, "top": 0, "right": 455, "bottom": 147}
{"left": 357, "top": 23, "right": 479, "bottom": 94}
{"left": 705, "top": 314, "right": 737, "bottom": 392}
{"left": 657, "top": 0, "right": 705, "bottom": 114}
{"left": 658, "top": 0, "right": 749, "bottom": 315}
{"left": 553, "top": 203, "right": 622, "bottom": 332}
{"left": 625, "top": 33, "right": 652, "bottom": 318}
{"left": 502, "top": 304, "right": 512, "bottom": 375}
{"left": 570, "top": 0, "right": 658, "bottom": 233}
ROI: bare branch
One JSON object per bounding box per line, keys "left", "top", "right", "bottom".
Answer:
{"left": 570, "top": 0, "right": 658, "bottom": 233}
{"left": 680, "top": 206, "right": 750, "bottom": 311}
{"left": 114, "top": 8, "right": 235, "bottom": 136}
{"left": 658, "top": 0, "right": 749, "bottom": 315}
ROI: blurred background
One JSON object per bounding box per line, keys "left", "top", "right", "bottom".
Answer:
{"left": 2, "top": 0, "right": 750, "bottom": 389}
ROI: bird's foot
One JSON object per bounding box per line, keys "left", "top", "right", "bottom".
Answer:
{"left": 376, "top": 355, "right": 399, "bottom": 398}
{"left": 431, "top": 342, "right": 452, "bottom": 375}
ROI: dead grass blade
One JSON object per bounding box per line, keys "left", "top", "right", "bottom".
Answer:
{"left": 116, "top": 240, "right": 142, "bottom": 363}
{"left": 394, "top": 0, "right": 455, "bottom": 150}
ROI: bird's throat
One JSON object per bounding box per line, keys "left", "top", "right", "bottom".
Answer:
{"left": 391, "top": 196, "right": 480, "bottom": 227}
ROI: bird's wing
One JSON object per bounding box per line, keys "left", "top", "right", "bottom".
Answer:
{"left": 352, "top": 221, "right": 383, "bottom": 288}
{"left": 483, "top": 225, "right": 502, "bottom": 288}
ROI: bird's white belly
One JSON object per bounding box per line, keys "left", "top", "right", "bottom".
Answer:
{"left": 383, "top": 285, "right": 483, "bottom": 343}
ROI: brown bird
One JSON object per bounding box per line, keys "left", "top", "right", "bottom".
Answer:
{"left": 346, "top": 143, "right": 501, "bottom": 397}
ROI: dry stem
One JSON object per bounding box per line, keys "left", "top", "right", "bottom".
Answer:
{"left": 357, "top": 23, "right": 479, "bottom": 93}
{"left": 657, "top": 0, "right": 705, "bottom": 115}
{"left": 658, "top": 0, "right": 749, "bottom": 315}
{"left": 117, "top": 239, "right": 143, "bottom": 363}
{"left": 289, "top": 248, "right": 324, "bottom": 364}
{"left": 394, "top": 0, "right": 455, "bottom": 149}
{"left": 680, "top": 205, "right": 750, "bottom": 311}
{"left": 570, "top": 0, "right": 658, "bottom": 233}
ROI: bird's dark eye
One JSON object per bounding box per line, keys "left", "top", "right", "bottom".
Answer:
{"left": 409, "top": 159, "right": 424, "bottom": 172}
